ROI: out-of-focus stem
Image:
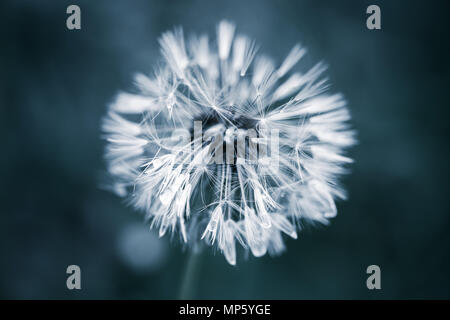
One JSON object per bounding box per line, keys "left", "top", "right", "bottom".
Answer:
{"left": 178, "top": 250, "right": 203, "bottom": 299}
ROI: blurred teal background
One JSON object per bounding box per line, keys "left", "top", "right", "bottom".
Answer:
{"left": 1, "top": 0, "right": 449, "bottom": 299}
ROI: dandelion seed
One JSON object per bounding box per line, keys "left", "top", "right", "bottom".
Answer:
{"left": 102, "top": 20, "right": 356, "bottom": 265}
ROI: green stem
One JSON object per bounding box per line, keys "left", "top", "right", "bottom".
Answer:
{"left": 178, "top": 250, "right": 203, "bottom": 299}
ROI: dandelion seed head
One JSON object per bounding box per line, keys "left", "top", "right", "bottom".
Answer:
{"left": 102, "top": 20, "right": 356, "bottom": 265}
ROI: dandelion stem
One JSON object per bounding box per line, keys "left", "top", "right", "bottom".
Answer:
{"left": 178, "top": 250, "right": 203, "bottom": 299}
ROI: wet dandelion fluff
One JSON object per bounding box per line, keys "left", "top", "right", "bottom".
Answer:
{"left": 102, "top": 20, "right": 356, "bottom": 265}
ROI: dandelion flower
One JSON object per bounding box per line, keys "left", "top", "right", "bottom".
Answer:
{"left": 102, "top": 20, "right": 356, "bottom": 265}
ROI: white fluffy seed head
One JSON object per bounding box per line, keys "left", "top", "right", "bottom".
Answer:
{"left": 217, "top": 20, "right": 236, "bottom": 60}
{"left": 102, "top": 20, "right": 356, "bottom": 265}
